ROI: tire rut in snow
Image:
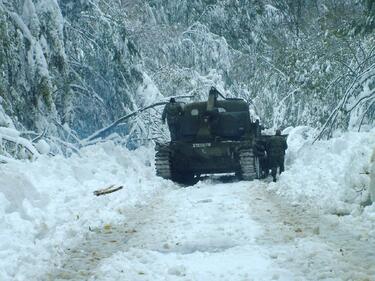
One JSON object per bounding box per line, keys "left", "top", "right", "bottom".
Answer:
{"left": 44, "top": 226, "right": 132, "bottom": 281}
{"left": 247, "top": 184, "right": 375, "bottom": 280}
{"left": 43, "top": 195, "right": 165, "bottom": 281}
{"left": 42, "top": 181, "right": 375, "bottom": 280}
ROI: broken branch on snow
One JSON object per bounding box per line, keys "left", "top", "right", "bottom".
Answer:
{"left": 81, "top": 101, "right": 169, "bottom": 145}
{"left": 93, "top": 185, "right": 123, "bottom": 196}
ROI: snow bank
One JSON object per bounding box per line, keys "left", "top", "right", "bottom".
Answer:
{"left": 270, "top": 127, "right": 375, "bottom": 214}
{"left": 370, "top": 147, "right": 375, "bottom": 202}
{"left": 0, "top": 142, "right": 168, "bottom": 280}
{"left": 34, "top": 139, "right": 50, "bottom": 154}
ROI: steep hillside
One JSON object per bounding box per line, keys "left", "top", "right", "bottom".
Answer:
{"left": 0, "top": 0, "right": 374, "bottom": 144}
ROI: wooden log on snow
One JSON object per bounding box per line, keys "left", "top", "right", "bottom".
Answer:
{"left": 93, "top": 185, "right": 124, "bottom": 196}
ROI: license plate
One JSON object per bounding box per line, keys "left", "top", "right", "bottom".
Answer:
{"left": 192, "top": 143, "right": 211, "bottom": 148}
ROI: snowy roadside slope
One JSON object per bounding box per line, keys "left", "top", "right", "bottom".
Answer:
{"left": 1, "top": 126, "right": 375, "bottom": 280}
{"left": 271, "top": 127, "right": 375, "bottom": 214}
{"left": 0, "top": 142, "right": 168, "bottom": 281}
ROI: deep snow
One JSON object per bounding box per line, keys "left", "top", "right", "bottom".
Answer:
{"left": 89, "top": 182, "right": 294, "bottom": 281}
{"left": 0, "top": 127, "right": 375, "bottom": 280}
{"left": 370, "top": 147, "right": 375, "bottom": 202}
{"left": 274, "top": 127, "right": 375, "bottom": 214}
{"left": 0, "top": 143, "right": 169, "bottom": 280}
{"left": 89, "top": 180, "right": 375, "bottom": 281}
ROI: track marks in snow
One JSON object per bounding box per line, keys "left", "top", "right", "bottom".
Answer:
{"left": 249, "top": 183, "right": 375, "bottom": 281}
{"left": 44, "top": 179, "right": 375, "bottom": 280}
{"left": 91, "top": 181, "right": 293, "bottom": 281}
{"left": 43, "top": 195, "right": 166, "bottom": 281}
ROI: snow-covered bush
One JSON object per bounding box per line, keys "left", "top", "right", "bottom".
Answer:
{"left": 0, "top": 105, "right": 40, "bottom": 162}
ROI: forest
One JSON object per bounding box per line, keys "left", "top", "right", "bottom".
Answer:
{"left": 0, "top": 0, "right": 374, "bottom": 158}
{"left": 1, "top": 2, "right": 375, "bottom": 280}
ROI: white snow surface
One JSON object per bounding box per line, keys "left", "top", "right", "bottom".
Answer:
{"left": 0, "top": 128, "right": 375, "bottom": 280}
{"left": 34, "top": 139, "right": 50, "bottom": 155}
{"left": 0, "top": 142, "right": 168, "bottom": 280}
{"left": 370, "top": 146, "right": 375, "bottom": 202}
{"left": 92, "top": 181, "right": 294, "bottom": 281}
{"left": 272, "top": 127, "right": 375, "bottom": 214}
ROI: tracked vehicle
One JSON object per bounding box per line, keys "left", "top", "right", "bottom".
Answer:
{"left": 155, "top": 87, "right": 263, "bottom": 184}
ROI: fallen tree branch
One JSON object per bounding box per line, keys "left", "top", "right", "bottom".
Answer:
{"left": 358, "top": 99, "right": 375, "bottom": 131}
{"left": 314, "top": 64, "right": 375, "bottom": 142}
{"left": 32, "top": 129, "right": 47, "bottom": 143}
{"left": 81, "top": 101, "right": 169, "bottom": 145}
{"left": 1, "top": 134, "right": 40, "bottom": 158}
{"left": 93, "top": 185, "right": 123, "bottom": 196}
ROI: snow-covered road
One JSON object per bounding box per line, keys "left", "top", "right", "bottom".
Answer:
{"left": 45, "top": 178, "right": 375, "bottom": 281}
{"left": 2, "top": 129, "right": 375, "bottom": 281}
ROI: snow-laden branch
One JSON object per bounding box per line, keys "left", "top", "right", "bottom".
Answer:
{"left": 0, "top": 127, "right": 40, "bottom": 160}
{"left": 272, "top": 86, "right": 301, "bottom": 129}
{"left": 358, "top": 100, "right": 375, "bottom": 131}
{"left": 32, "top": 129, "right": 47, "bottom": 143}
{"left": 315, "top": 63, "right": 375, "bottom": 141}
{"left": 81, "top": 101, "right": 169, "bottom": 145}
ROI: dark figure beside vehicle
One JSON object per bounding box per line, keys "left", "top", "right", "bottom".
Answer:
{"left": 266, "top": 129, "right": 288, "bottom": 182}
{"left": 253, "top": 130, "right": 288, "bottom": 182}
{"left": 162, "top": 98, "right": 183, "bottom": 140}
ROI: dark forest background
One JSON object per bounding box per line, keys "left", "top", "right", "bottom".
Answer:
{"left": 0, "top": 0, "right": 374, "bottom": 145}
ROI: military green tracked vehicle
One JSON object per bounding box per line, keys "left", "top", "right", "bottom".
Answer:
{"left": 155, "top": 87, "right": 263, "bottom": 184}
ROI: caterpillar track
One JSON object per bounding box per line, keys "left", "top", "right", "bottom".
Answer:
{"left": 155, "top": 147, "right": 199, "bottom": 185}
{"left": 155, "top": 150, "right": 172, "bottom": 180}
